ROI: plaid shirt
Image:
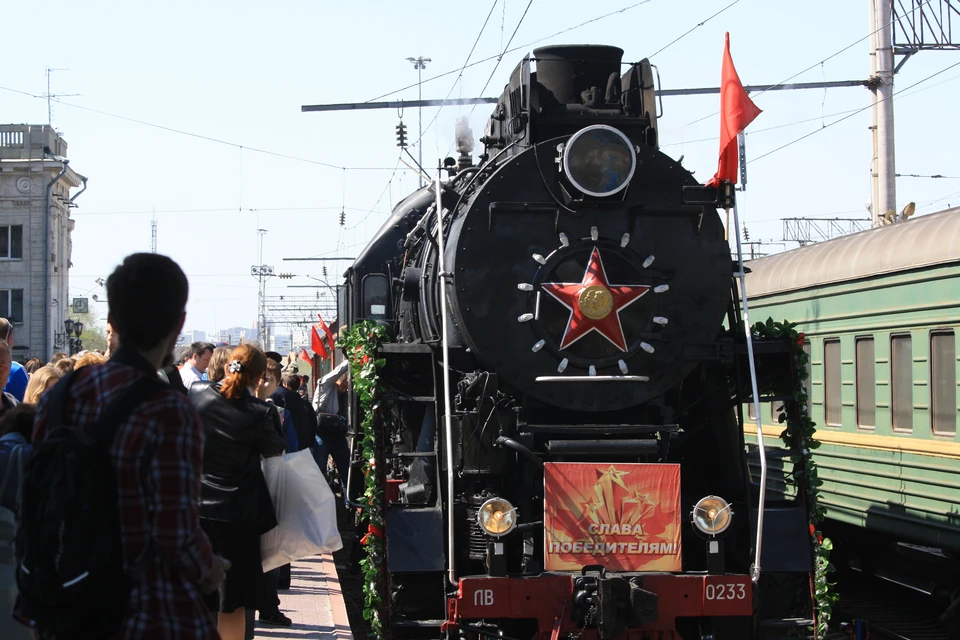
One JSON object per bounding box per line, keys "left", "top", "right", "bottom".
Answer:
{"left": 28, "top": 348, "right": 219, "bottom": 640}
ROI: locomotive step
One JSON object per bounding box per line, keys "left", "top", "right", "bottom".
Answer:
{"left": 379, "top": 343, "right": 434, "bottom": 353}
{"left": 381, "top": 393, "right": 436, "bottom": 402}
{"left": 391, "top": 620, "right": 446, "bottom": 628}
{"left": 759, "top": 618, "right": 816, "bottom": 628}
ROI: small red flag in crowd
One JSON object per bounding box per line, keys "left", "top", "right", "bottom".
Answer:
{"left": 317, "top": 315, "right": 336, "bottom": 353}
{"left": 706, "top": 33, "right": 762, "bottom": 188}
{"left": 300, "top": 347, "right": 312, "bottom": 363}
{"left": 311, "top": 326, "right": 329, "bottom": 360}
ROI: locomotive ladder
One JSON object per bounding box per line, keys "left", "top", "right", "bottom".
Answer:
{"left": 725, "top": 181, "right": 770, "bottom": 584}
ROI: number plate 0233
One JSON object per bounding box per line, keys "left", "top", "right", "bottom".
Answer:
{"left": 701, "top": 576, "right": 752, "bottom": 616}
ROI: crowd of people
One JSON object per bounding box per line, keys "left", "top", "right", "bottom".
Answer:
{"left": 0, "top": 253, "right": 351, "bottom": 640}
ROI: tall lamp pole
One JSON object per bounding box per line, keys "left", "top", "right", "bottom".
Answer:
{"left": 406, "top": 56, "right": 431, "bottom": 188}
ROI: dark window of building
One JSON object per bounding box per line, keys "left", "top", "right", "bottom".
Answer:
{"left": 0, "top": 225, "right": 23, "bottom": 260}
{"left": 856, "top": 337, "right": 876, "bottom": 429}
{"left": 824, "top": 339, "right": 842, "bottom": 426}
{"left": 0, "top": 289, "right": 24, "bottom": 323}
{"left": 931, "top": 331, "right": 956, "bottom": 437}
{"left": 891, "top": 334, "right": 913, "bottom": 433}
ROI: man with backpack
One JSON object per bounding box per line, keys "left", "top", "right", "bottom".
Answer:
{"left": 14, "top": 253, "right": 228, "bottom": 639}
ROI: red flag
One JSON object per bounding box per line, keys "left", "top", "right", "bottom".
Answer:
{"left": 300, "top": 347, "right": 312, "bottom": 363}
{"left": 706, "top": 33, "right": 762, "bottom": 188}
{"left": 317, "top": 315, "right": 336, "bottom": 354}
{"left": 311, "top": 326, "right": 329, "bottom": 360}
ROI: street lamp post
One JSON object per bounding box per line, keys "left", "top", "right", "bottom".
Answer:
{"left": 55, "top": 318, "right": 84, "bottom": 355}
{"left": 406, "top": 56, "right": 431, "bottom": 188}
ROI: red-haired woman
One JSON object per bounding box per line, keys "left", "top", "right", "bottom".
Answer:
{"left": 189, "top": 344, "right": 286, "bottom": 640}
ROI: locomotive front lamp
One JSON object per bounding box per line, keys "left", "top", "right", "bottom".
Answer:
{"left": 477, "top": 497, "right": 517, "bottom": 537}
{"left": 562, "top": 125, "right": 637, "bottom": 198}
{"left": 691, "top": 495, "right": 733, "bottom": 536}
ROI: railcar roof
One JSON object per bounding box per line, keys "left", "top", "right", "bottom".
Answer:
{"left": 744, "top": 207, "right": 960, "bottom": 297}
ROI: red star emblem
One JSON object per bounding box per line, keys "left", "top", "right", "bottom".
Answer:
{"left": 541, "top": 248, "right": 650, "bottom": 351}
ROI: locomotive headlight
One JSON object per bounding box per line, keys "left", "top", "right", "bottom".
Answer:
{"left": 477, "top": 497, "right": 517, "bottom": 537}
{"left": 562, "top": 125, "right": 637, "bottom": 198}
{"left": 691, "top": 495, "right": 733, "bottom": 536}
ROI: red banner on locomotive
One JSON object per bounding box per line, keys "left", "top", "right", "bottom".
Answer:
{"left": 544, "top": 463, "right": 681, "bottom": 572}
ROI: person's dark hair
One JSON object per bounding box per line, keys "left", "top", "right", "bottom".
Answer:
{"left": 220, "top": 344, "right": 267, "bottom": 401}
{"left": 177, "top": 346, "right": 192, "bottom": 366}
{"left": 0, "top": 404, "right": 36, "bottom": 442}
{"left": 0, "top": 318, "right": 11, "bottom": 342}
{"left": 50, "top": 352, "right": 68, "bottom": 364}
{"left": 281, "top": 371, "right": 300, "bottom": 390}
{"left": 24, "top": 357, "right": 42, "bottom": 374}
{"left": 264, "top": 359, "right": 282, "bottom": 384}
{"left": 106, "top": 253, "right": 188, "bottom": 350}
{"left": 190, "top": 341, "right": 215, "bottom": 358}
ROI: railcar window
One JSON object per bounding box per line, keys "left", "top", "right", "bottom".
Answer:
{"left": 771, "top": 402, "right": 785, "bottom": 423}
{"left": 362, "top": 274, "right": 389, "bottom": 320}
{"left": 856, "top": 337, "right": 876, "bottom": 430}
{"left": 931, "top": 331, "right": 956, "bottom": 437}
{"left": 824, "top": 339, "right": 841, "bottom": 427}
{"left": 891, "top": 335, "right": 913, "bottom": 433}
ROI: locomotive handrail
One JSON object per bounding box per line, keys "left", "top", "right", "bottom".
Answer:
{"left": 433, "top": 170, "right": 459, "bottom": 587}
{"left": 728, "top": 180, "right": 769, "bottom": 584}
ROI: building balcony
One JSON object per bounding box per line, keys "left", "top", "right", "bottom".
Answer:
{"left": 0, "top": 124, "right": 68, "bottom": 161}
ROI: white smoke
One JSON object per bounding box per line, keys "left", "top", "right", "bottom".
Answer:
{"left": 455, "top": 116, "right": 474, "bottom": 154}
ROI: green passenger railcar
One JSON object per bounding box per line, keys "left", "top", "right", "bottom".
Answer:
{"left": 742, "top": 207, "right": 960, "bottom": 552}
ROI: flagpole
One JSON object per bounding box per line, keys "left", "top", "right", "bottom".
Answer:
{"left": 728, "top": 182, "right": 768, "bottom": 583}
{"left": 433, "top": 166, "right": 457, "bottom": 587}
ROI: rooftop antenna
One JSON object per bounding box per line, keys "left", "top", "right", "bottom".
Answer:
{"left": 43, "top": 67, "right": 79, "bottom": 128}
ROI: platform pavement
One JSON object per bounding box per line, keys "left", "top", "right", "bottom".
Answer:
{"left": 251, "top": 555, "right": 352, "bottom": 640}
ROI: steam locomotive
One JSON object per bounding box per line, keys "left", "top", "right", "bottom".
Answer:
{"left": 338, "top": 45, "right": 812, "bottom": 640}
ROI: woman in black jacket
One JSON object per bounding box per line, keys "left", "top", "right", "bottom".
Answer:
{"left": 189, "top": 344, "right": 286, "bottom": 640}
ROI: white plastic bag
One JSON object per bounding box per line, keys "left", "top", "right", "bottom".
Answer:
{"left": 260, "top": 449, "right": 342, "bottom": 572}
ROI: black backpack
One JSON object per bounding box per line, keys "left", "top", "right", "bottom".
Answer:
{"left": 16, "top": 373, "right": 158, "bottom": 639}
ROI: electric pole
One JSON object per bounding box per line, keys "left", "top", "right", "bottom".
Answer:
{"left": 151, "top": 207, "right": 158, "bottom": 253}
{"left": 251, "top": 229, "right": 274, "bottom": 349}
{"left": 406, "top": 56, "right": 431, "bottom": 187}
{"left": 870, "top": 0, "right": 896, "bottom": 227}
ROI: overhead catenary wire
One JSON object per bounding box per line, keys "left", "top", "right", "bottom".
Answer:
{"left": 0, "top": 84, "right": 398, "bottom": 172}
{"left": 645, "top": 0, "right": 741, "bottom": 61}
{"left": 347, "top": 153, "right": 405, "bottom": 230}
{"left": 409, "top": 0, "right": 502, "bottom": 151}
{"left": 677, "top": 0, "right": 936, "bottom": 130}
{"left": 662, "top": 67, "right": 960, "bottom": 149}
{"left": 750, "top": 59, "right": 960, "bottom": 164}
{"left": 469, "top": 0, "right": 536, "bottom": 117}
{"left": 363, "top": 1, "right": 654, "bottom": 104}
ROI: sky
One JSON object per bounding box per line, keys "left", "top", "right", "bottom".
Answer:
{"left": 4, "top": 0, "right": 959, "bottom": 341}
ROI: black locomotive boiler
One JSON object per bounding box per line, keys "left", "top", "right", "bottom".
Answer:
{"left": 338, "top": 45, "right": 813, "bottom": 640}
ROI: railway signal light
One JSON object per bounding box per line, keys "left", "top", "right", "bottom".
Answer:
{"left": 396, "top": 122, "right": 408, "bottom": 148}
